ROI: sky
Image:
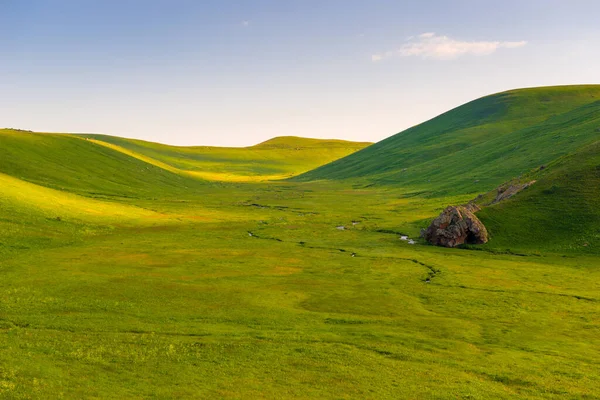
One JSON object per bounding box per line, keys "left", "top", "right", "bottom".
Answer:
{"left": 1, "top": 0, "right": 600, "bottom": 146}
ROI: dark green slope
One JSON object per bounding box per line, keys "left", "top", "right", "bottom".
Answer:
{"left": 477, "top": 140, "right": 600, "bottom": 254}
{"left": 295, "top": 85, "right": 600, "bottom": 195}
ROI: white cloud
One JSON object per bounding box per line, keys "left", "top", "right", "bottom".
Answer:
{"left": 372, "top": 33, "right": 527, "bottom": 62}
{"left": 502, "top": 40, "right": 528, "bottom": 49}
{"left": 242, "top": 20, "right": 250, "bottom": 27}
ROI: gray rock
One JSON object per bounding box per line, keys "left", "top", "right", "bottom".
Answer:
{"left": 491, "top": 181, "right": 536, "bottom": 204}
{"left": 424, "top": 206, "right": 488, "bottom": 248}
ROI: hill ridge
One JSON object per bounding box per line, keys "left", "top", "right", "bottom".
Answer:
{"left": 294, "top": 85, "right": 600, "bottom": 196}
{"left": 0, "top": 129, "right": 370, "bottom": 190}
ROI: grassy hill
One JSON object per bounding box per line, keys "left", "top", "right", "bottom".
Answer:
{"left": 295, "top": 85, "right": 600, "bottom": 196}
{"left": 477, "top": 140, "right": 600, "bottom": 254}
{"left": 0, "top": 130, "right": 369, "bottom": 197}
{"left": 0, "top": 129, "right": 205, "bottom": 198}
{"left": 78, "top": 134, "right": 371, "bottom": 182}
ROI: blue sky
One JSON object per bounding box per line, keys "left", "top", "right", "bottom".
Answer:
{"left": 1, "top": 0, "right": 599, "bottom": 146}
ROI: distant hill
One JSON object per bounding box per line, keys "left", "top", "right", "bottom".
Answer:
{"left": 0, "top": 130, "right": 369, "bottom": 198}
{"left": 476, "top": 140, "right": 600, "bottom": 254}
{"left": 295, "top": 85, "right": 600, "bottom": 196}
{"left": 77, "top": 134, "right": 371, "bottom": 182}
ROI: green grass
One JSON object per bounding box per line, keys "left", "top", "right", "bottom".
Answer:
{"left": 0, "top": 129, "right": 205, "bottom": 198}
{"left": 2, "top": 87, "right": 600, "bottom": 398}
{"left": 1, "top": 180, "right": 599, "bottom": 399}
{"left": 477, "top": 139, "right": 600, "bottom": 254}
{"left": 78, "top": 134, "right": 371, "bottom": 182}
{"left": 295, "top": 85, "right": 600, "bottom": 196}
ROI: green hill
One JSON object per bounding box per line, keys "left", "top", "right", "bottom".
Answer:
{"left": 476, "top": 140, "right": 600, "bottom": 254}
{"left": 295, "top": 85, "right": 600, "bottom": 196}
{"left": 78, "top": 134, "right": 371, "bottom": 182}
{"left": 0, "top": 130, "right": 369, "bottom": 197}
{"left": 0, "top": 129, "right": 204, "bottom": 198}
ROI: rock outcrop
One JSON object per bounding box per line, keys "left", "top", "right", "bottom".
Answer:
{"left": 491, "top": 181, "right": 536, "bottom": 205}
{"left": 423, "top": 205, "right": 488, "bottom": 248}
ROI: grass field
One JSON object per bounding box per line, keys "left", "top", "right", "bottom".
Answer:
{"left": 2, "top": 180, "right": 599, "bottom": 399}
{"left": 1, "top": 86, "right": 600, "bottom": 398}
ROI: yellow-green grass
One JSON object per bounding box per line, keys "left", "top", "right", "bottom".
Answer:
{"left": 0, "top": 172, "right": 160, "bottom": 221}
{"left": 1, "top": 181, "right": 599, "bottom": 398}
{"left": 0, "top": 170, "right": 179, "bottom": 263}
{"left": 0, "top": 129, "right": 206, "bottom": 198}
{"left": 0, "top": 130, "right": 368, "bottom": 199}
{"left": 79, "top": 134, "right": 372, "bottom": 182}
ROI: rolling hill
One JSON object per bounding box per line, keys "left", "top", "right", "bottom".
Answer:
{"left": 0, "top": 130, "right": 370, "bottom": 198}
{"left": 0, "top": 129, "right": 204, "bottom": 198}
{"left": 78, "top": 134, "right": 371, "bottom": 182}
{"left": 295, "top": 85, "right": 600, "bottom": 196}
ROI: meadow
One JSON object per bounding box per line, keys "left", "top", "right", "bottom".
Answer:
{"left": 1, "top": 86, "right": 600, "bottom": 399}
{"left": 2, "top": 178, "right": 599, "bottom": 399}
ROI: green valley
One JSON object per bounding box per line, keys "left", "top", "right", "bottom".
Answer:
{"left": 1, "top": 86, "right": 600, "bottom": 399}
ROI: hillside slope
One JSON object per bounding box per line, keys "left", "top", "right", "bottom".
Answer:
{"left": 476, "top": 140, "right": 600, "bottom": 254}
{"left": 0, "top": 129, "right": 205, "bottom": 198}
{"left": 295, "top": 85, "right": 600, "bottom": 196}
{"left": 0, "top": 130, "right": 369, "bottom": 197}
{"left": 79, "top": 134, "right": 371, "bottom": 181}
{"left": 0, "top": 170, "right": 167, "bottom": 261}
